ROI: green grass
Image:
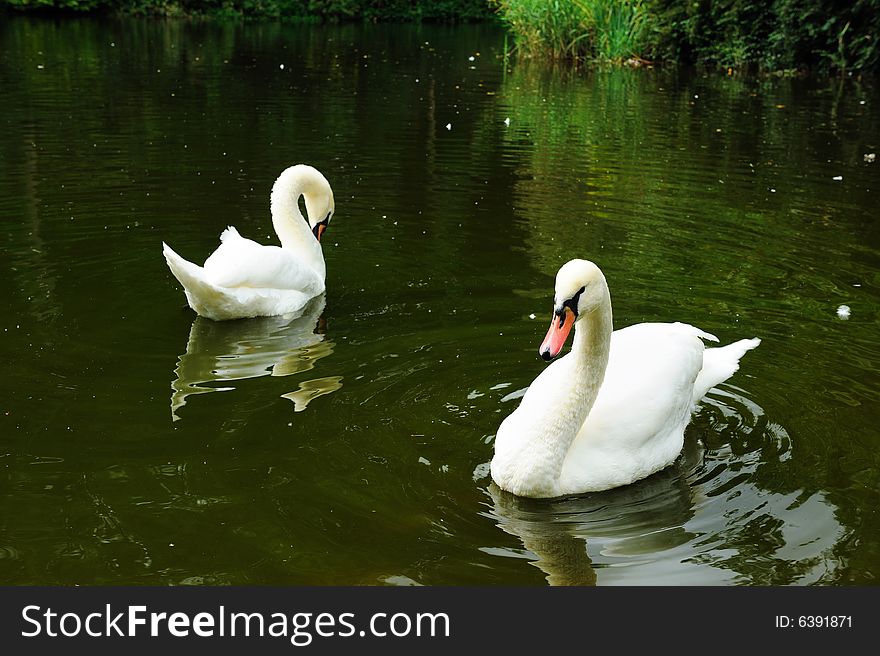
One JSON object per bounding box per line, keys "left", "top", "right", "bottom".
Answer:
{"left": 493, "top": 0, "right": 649, "bottom": 62}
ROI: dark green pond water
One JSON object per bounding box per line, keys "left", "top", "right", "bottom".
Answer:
{"left": 1, "top": 17, "right": 878, "bottom": 586}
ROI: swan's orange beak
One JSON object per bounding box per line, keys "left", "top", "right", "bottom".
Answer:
{"left": 313, "top": 222, "right": 327, "bottom": 242}
{"left": 539, "top": 307, "right": 575, "bottom": 361}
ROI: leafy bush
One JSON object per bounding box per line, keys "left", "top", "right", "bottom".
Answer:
{"left": 645, "top": 0, "right": 880, "bottom": 72}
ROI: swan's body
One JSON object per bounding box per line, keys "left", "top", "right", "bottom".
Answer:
{"left": 491, "top": 260, "right": 760, "bottom": 498}
{"left": 163, "top": 164, "right": 335, "bottom": 321}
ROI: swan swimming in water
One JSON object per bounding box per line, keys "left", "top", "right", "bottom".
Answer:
{"left": 491, "top": 259, "right": 760, "bottom": 498}
{"left": 163, "top": 164, "right": 335, "bottom": 321}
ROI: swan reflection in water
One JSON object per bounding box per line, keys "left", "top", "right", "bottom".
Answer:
{"left": 482, "top": 390, "right": 845, "bottom": 586}
{"left": 170, "top": 294, "right": 342, "bottom": 420}
{"left": 483, "top": 442, "right": 697, "bottom": 586}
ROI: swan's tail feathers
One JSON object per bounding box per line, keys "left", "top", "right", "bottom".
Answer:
{"left": 671, "top": 322, "right": 719, "bottom": 343}
{"left": 163, "top": 242, "right": 206, "bottom": 292}
{"left": 162, "top": 242, "right": 225, "bottom": 317}
{"left": 693, "top": 337, "right": 761, "bottom": 404}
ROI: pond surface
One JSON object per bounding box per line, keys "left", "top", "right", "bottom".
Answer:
{"left": 1, "top": 17, "right": 878, "bottom": 585}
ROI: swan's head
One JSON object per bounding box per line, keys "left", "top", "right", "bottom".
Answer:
{"left": 274, "top": 164, "right": 336, "bottom": 243}
{"left": 539, "top": 259, "right": 607, "bottom": 361}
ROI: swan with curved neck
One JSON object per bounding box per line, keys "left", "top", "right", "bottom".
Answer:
{"left": 163, "top": 164, "right": 335, "bottom": 321}
{"left": 491, "top": 259, "right": 760, "bottom": 498}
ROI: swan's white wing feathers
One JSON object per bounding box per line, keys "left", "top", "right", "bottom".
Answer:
{"left": 203, "top": 229, "right": 323, "bottom": 295}
{"left": 558, "top": 323, "right": 708, "bottom": 492}
{"left": 163, "top": 241, "right": 317, "bottom": 321}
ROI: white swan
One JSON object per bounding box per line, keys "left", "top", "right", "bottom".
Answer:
{"left": 491, "top": 259, "right": 760, "bottom": 498}
{"left": 162, "top": 164, "right": 335, "bottom": 321}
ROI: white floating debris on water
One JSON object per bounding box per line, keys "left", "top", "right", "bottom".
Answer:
{"left": 528, "top": 313, "right": 536, "bottom": 319}
{"left": 468, "top": 56, "right": 475, "bottom": 62}
{"left": 770, "top": 188, "right": 776, "bottom": 193}
{"left": 504, "top": 117, "right": 510, "bottom": 127}
{"left": 832, "top": 175, "right": 843, "bottom": 181}
{"left": 418, "top": 456, "right": 431, "bottom": 466}
{"left": 279, "top": 64, "right": 285, "bottom": 70}
{"left": 865, "top": 153, "right": 876, "bottom": 163}
{"left": 836, "top": 304, "right": 851, "bottom": 320}
{"left": 445, "top": 123, "right": 452, "bottom": 130}
{"left": 472, "top": 461, "right": 491, "bottom": 481}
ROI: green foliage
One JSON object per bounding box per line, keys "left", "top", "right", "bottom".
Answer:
{"left": 3, "top": 0, "right": 878, "bottom": 72}
{"left": 493, "top": 0, "right": 649, "bottom": 61}
{"left": 3, "top": 0, "right": 112, "bottom": 11}
{"left": 495, "top": 0, "right": 879, "bottom": 71}
{"left": 491, "top": 0, "right": 588, "bottom": 59}
{"left": 0, "top": 0, "right": 495, "bottom": 20}
{"left": 575, "top": 0, "right": 649, "bottom": 61}
{"left": 645, "top": 0, "right": 769, "bottom": 67}
{"left": 644, "top": 0, "right": 880, "bottom": 73}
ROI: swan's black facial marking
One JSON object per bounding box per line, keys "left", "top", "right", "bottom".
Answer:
{"left": 559, "top": 286, "right": 586, "bottom": 317}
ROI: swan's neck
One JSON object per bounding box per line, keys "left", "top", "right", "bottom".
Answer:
{"left": 502, "top": 286, "right": 612, "bottom": 497}
{"left": 571, "top": 297, "right": 613, "bottom": 388}
{"left": 551, "top": 292, "right": 613, "bottom": 461}
{"left": 270, "top": 169, "right": 326, "bottom": 279}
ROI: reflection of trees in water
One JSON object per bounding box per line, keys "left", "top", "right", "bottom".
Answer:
{"left": 484, "top": 389, "right": 845, "bottom": 585}
{"left": 493, "top": 63, "right": 880, "bottom": 316}
{"left": 9, "top": 128, "right": 62, "bottom": 324}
